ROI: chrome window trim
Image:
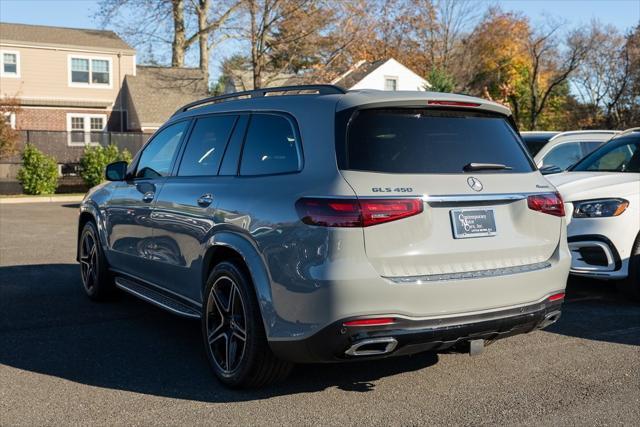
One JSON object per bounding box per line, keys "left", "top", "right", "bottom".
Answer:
{"left": 302, "top": 192, "right": 545, "bottom": 202}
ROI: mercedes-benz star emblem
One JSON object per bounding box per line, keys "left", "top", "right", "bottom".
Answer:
{"left": 467, "top": 177, "right": 483, "bottom": 192}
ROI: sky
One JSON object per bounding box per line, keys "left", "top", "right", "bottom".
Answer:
{"left": 1, "top": 0, "right": 639, "bottom": 79}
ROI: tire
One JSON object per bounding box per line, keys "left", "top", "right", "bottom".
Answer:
{"left": 617, "top": 232, "right": 640, "bottom": 300}
{"left": 78, "top": 221, "right": 115, "bottom": 301}
{"left": 202, "top": 261, "right": 292, "bottom": 388}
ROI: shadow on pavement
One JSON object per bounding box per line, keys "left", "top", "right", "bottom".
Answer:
{"left": 0, "top": 263, "right": 438, "bottom": 402}
{"left": 545, "top": 276, "right": 640, "bottom": 346}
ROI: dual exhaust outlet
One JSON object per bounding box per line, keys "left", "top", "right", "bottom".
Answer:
{"left": 344, "top": 310, "right": 562, "bottom": 357}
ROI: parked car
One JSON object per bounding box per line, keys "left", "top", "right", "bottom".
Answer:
{"left": 534, "top": 130, "right": 619, "bottom": 174}
{"left": 520, "top": 131, "right": 559, "bottom": 157}
{"left": 547, "top": 128, "right": 640, "bottom": 297}
{"left": 78, "top": 85, "right": 570, "bottom": 388}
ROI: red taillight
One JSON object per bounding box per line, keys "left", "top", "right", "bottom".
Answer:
{"left": 427, "top": 100, "right": 481, "bottom": 107}
{"left": 548, "top": 292, "right": 565, "bottom": 302}
{"left": 296, "top": 198, "right": 423, "bottom": 227}
{"left": 343, "top": 317, "right": 396, "bottom": 327}
{"left": 527, "top": 192, "right": 565, "bottom": 217}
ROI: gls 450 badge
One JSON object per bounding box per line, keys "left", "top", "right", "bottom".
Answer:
{"left": 372, "top": 187, "right": 414, "bottom": 193}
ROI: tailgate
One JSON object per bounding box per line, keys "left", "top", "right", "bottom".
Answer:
{"left": 341, "top": 171, "right": 562, "bottom": 278}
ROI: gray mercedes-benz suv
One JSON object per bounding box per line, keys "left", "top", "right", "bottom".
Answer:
{"left": 78, "top": 85, "right": 570, "bottom": 388}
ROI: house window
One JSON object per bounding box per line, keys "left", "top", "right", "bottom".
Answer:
{"left": 0, "top": 51, "right": 20, "bottom": 77}
{"left": 67, "top": 113, "right": 106, "bottom": 146}
{"left": 69, "top": 56, "right": 111, "bottom": 86}
{"left": 3, "top": 112, "right": 16, "bottom": 129}
{"left": 384, "top": 77, "right": 398, "bottom": 91}
{"left": 71, "top": 58, "right": 90, "bottom": 83}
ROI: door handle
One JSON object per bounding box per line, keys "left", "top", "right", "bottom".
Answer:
{"left": 197, "top": 193, "right": 214, "bottom": 207}
{"left": 142, "top": 191, "right": 155, "bottom": 203}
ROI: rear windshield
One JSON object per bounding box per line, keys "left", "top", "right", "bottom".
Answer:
{"left": 344, "top": 109, "right": 534, "bottom": 174}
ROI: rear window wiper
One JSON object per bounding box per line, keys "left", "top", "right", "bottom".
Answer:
{"left": 463, "top": 162, "right": 513, "bottom": 172}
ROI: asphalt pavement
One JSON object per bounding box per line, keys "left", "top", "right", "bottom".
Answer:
{"left": 1, "top": 202, "right": 639, "bottom": 425}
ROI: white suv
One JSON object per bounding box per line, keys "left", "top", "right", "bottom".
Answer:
{"left": 548, "top": 129, "right": 640, "bottom": 297}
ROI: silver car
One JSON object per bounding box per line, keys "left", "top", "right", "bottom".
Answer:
{"left": 78, "top": 85, "right": 571, "bottom": 388}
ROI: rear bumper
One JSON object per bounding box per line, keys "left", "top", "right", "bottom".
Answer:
{"left": 269, "top": 296, "right": 564, "bottom": 363}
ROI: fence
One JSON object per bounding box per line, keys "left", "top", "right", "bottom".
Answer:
{"left": 0, "top": 130, "right": 152, "bottom": 181}
{"left": 8, "top": 130, "right": 151, "bottom": 164}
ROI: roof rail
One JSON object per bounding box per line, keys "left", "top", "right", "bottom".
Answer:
{"left": 173, "top": 84, "right": 347, "bottom": 116}
{"left": 619, "top": 127, "right": 640, "bottom": 136}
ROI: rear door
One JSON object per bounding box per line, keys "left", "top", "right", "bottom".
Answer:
{"left": 149, "top": 114, "right": 243, "bottom": 300}
{"left": 338, "top": 108, "right": 563, "bottom": 279}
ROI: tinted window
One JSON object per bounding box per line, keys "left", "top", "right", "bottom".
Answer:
{"left": 240, "top": 114, "right": 300, "bottom": 176}
{"left": 540, "top": 142, "right": 583, "bottom": 170}
{"left": 178, "top": 115, "right": 236, "bottom": 176}
{"left": 345, "top": 109, "right": 533, "bottom": 174}
{"left": 572, "top": 137, "right": 640, "bottom": 173}
{"left": 136, "top": 121, "right": 188, "bottom": 179}
{"left": 580, "top": 140, "right": 605, "bottom": 155}
{"left": 521, "top": 135, "right": 552, "bottom": 156}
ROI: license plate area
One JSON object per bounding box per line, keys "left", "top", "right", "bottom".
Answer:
{"left": 450, "top": 208, "right": 497, "bottom": 239}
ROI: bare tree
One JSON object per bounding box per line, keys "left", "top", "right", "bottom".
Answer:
{"left": 526, "top": 22, "right": 593, "bottom": 129}
{"left": 97, "top": 0, "right": 239, "bottom": 84}
{"left": 238, "top": 0, "right": 334, "bottom": 88}
{"left": 171, "top": 0, "right": 186, "bottom": 66}
{"left": 572, "top": 22, "right": 632, "bottom": 128}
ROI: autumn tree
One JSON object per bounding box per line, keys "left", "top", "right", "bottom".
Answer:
{"left": 0, "top": 97, "right": 21, "bottom": 160}
{"left": 461, "top": 8, "right": 531, "bottom": 125}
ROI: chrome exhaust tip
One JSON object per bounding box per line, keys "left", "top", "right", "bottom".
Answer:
{"left": 538, "top": 310, "right": 562, "bottom": 329}
{"left": 345, "top": 337, "right": 398, "bottom": 357}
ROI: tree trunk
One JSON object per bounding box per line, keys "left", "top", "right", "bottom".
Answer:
{"left": 249, "top": 0, "right": 261, "bottom": 89}
{"left": 172, "top": 0, "right": 186, "bottom": 67}
{"left": 198, "top": 0, "right": 211, "bottom": 85}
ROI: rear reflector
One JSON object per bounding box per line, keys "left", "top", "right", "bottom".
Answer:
{"left": 548, "top": 292, "right": 565, "bottom": 302}
{"left": 343, "top": 317, "right": 396, "bottom": 327}
{"left": 527, "top": 192, "right": 565, "bottom": 217}
{"left": 427, "top": 100, "right": 481, "bottom": 107}
{"left": 296, "top": 198, "right": 423, "bottom": 227}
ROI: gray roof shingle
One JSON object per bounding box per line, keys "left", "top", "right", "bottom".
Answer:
{"left": 331, "top": 60, "right": 386, "bottom": 89}
{"left": 0, "top": 22, "right": 134, "bottom": 52}
{"left": 125, "top": 66, "right": 209, "bottom": 127}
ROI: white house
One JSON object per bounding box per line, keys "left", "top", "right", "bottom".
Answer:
{"left": 331, "top": 58, "right": 430, "bottom": 91}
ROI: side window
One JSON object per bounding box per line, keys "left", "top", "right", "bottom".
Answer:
{"left": 136, "top": 121, "right": 188, "bottom": 179}
{"left": 541, "top": 142, "right": 582, "bottom": 170}
{"left": 177, "top": 115, "right": 236, "bottom": 176}
{"left": 240, "top": 114, "right": 301, "bottom": 176}
{"left": 580, "top": 141, "right": 604, "bottom": 156}
{"left": 586, "top": 143, "right": 637, "bottom": 171}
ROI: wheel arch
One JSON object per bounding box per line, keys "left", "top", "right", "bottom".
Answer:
{"left": 77, "top": 209, "right": 97, "bottom": 262}
{"left": 201, "top": 231, "right": 277, "bottom": 337}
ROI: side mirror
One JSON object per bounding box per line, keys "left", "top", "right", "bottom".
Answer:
{"left": 105, "top": 161, "right": 128, "bottom": 181}
{"left": 539, "top": 164, "right": 562, "bottom": 175}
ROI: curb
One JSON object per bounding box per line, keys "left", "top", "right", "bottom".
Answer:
{"left": 0, "top": 195, "right": 84, "bottom": 204}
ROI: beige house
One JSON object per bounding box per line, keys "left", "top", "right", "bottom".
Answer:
{"left": 0, "top": 22, "right": 136, "bottom": 143}
{"left": 0, "top": 22, "right": 209, "bottom": 139}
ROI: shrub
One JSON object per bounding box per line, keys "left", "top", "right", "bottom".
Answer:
{"left": 79, "top": 144, "right": 132, "bottom": 188}
{"left": 17, "top": 144, "right": 59, "bottom": 195}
